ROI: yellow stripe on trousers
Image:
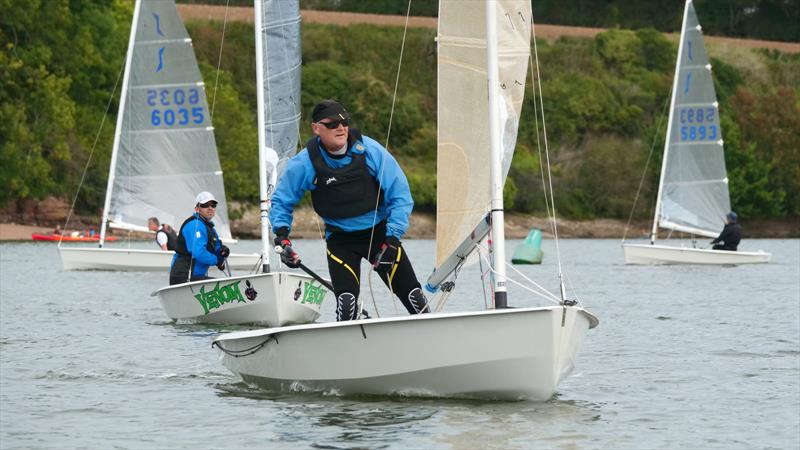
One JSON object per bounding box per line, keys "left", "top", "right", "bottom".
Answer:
{"left": 327, "top": 249, "right": 359, "bottom": 285}
{"left": 388, "top": 247, "right": 402, "bottom": 284}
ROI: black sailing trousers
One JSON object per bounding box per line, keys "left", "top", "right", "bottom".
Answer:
{"left": 325, "top": 222, "right": 425, "bottom": 320}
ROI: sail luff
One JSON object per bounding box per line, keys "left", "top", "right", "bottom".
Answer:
{"left": 99, "top": 0, "right": 143, "bottom": 247}
{"left": 651, "top": 0, "right": 691, "bottom": 244}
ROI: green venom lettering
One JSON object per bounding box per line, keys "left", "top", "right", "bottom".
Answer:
{"left": 301, "top": 281, "right": 326, "bottom": 305}
{"left": 194, "top": 281, "right": 247, "bottom": 314}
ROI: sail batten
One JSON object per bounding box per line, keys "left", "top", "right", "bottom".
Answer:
{"left": 107, "top": 0, "right": 232, "bottom": 239}
{"left": 655, "top": 0, "right": 730, "bottom": 238}
{"left": 130, "top": 82, "right": 204, "bottom": 90}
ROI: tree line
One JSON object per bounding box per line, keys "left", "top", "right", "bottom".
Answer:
{"left": 1, "top": 1, "right": 798, "bottom": 221}
{"left": 183, "top": 0, "right": 800, "bottom": 43}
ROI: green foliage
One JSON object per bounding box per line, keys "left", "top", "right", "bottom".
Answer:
{"left": 0, "top": 0, "right": 129, "bottom": 208}
{"left": 729, "top": 86, "right": 800, "bottom": 216}
{"left": 3, "top": 5, "right": 798, "bottom": 221}
{"left": 288, "top": 0, "right": 800, "bottom": 42}
{"left": 506, "top": 148, "right": 545, "bottom": 214}
{"left": 577, "top": 136, "right": 651, "bottom": 218}
{"left": 710, "top": 57, "right": 745, "bottom": 104}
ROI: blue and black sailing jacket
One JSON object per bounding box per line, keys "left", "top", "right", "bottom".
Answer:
{"left": 270, "top": 132, "right": 413, "bottom": 240}
{"left": 171, "top": 213, "right": 221, "bottom": 277}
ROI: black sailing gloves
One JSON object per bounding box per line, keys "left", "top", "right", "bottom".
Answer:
{"left": 216, "top": 245, "right": 230, "bottom": 271}
{"left": 273, "top": 227, "right": 301, "bottom": 268}
{"left": 372, "top": 236, "right": 401, "bottom": 275}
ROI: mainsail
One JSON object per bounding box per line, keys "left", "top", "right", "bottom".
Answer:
{"left": 105, "top": 0, "right": 232, "bottom": 239}
{"left": 257, "top": 0, "right": 302, "bottom": 190}
{"left": 656, "top": 0, "right": 730, "bottom": 238}
{"left": 434, "top": 0, "right": 530, "bottom": 269}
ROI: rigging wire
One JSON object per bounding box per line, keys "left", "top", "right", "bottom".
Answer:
{"left": 364, "top": 0, "right": 414, "bottom": 318}
{"left": 622, "top": 88, "right": 672, "bottom": 242}
{"left": 59, "top": 60, "right": 126, "bottom": 248}
{"left": 530, "top": 12, "right": 568, "bottom": 301}
{"left": 527, "top": 46, "right": 553, "bottom": 246}
{"left": 476, "top": 245, "right": 561, "bottom": 305}
{"left": 209, "top": 0, "right": 231, "bottom": 120}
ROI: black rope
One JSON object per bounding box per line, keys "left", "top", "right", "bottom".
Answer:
{"left": 212, "top": 335, "right": 277, "bottom": 358}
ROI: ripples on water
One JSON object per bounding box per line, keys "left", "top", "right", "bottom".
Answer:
{"left": 1, "top": 239, "right": 798, "bottom": 449}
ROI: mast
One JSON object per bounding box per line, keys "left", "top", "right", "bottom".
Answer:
{"left": 254, "top": 0, "right": 273, "bottom": 273}
{"left": 99, "top": 0, "right": 142, "bottom": 247}
{"left": 650, "top": 0, "right": 691, "bottom": 245}
{"left": 485, "top": 0, "right": 508, "bottom": 308}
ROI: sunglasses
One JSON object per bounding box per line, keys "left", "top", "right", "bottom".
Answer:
{"left": 318, "top": 118, "right": 350, "bottom": 129}
{"left": 199, "top": 202, "right": 217, "bottom": 208}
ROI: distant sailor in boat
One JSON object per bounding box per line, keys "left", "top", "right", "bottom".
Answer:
{"left": 168, "top": 191, "right": 230, "bottom": 285}
{"left": 148, "top": 217, "right": 177, "bottom": 251}
{"left": 711, "top": 211, "right": 742, "bottom": 251}
{"left": 270, "top": 99, "right": 429, "bottom": 321}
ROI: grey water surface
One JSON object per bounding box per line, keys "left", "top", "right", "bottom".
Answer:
{"left": 1, "top": 238, "right": 798, "bottom": 449}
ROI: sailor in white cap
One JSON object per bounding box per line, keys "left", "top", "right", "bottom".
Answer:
{"left": 168, "top": 191, "right": 230, "bottom": 285}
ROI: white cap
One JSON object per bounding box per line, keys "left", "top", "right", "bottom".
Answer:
{"left": 195, "top": 191, "right": 218, "bottom": 205}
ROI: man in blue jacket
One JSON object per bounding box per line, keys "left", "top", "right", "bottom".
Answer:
{"left": 169, "top": 191, "right": 230, "bottom": 285}
{"left": 270, "top": 99, "right": 428, "bottom": 321}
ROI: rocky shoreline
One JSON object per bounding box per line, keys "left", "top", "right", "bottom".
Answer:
{"left": 1, "top": 197, "right": 796, "bottom": 241}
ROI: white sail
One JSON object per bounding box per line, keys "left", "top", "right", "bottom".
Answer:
{"left": 656, "top": 0, "right": 730, "bottom": 239}
{"left": 434, "top": 0, "right": 530, "bottom": 270}
{"left": 257, "top": 0, "right": 302, "bottom": 188}
{"left": 107, "top": 0, "right": 232, "bottom": 239}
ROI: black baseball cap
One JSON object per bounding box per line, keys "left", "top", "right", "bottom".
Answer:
{"left": 311, "top": 99, "right": 350, "bottom": 123}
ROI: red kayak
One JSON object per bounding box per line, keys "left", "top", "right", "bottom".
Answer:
{"left": 32, "top": 233, "right": 118, "bottom": 242}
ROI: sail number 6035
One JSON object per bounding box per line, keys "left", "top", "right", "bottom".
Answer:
{"left": 147, "top": 88, "right": 206, "bottom": 127}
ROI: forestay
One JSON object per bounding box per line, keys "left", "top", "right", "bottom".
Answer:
{"left": 656, "top": 0, "right": 729, "bottom": 238}
{"left": 257, "top": 0, "right": 302, "bottom": 190}
{"left": 106, "top": 0, "right": 232, "bottom": 239}
{"left": 434, "top": 0, "right": 530, "bottom": 270}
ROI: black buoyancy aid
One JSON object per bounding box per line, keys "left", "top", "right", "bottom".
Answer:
{"left": 170, "top": 215, "right": 217, "bottom": 281}
{"left": 307, "top": 129, "right": 382, "bottom": 219}
{"left": 157, "top": 226, "right": 178, "bottom": 251}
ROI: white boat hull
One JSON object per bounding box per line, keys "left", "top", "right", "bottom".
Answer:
{"left": 152, "top": 272, "right": 326, "bottom": 326}
{"left": 58, "top": 247, "right": 260, "bottom": 271}
{"left": 622, "top": 243, "right": 771, "bottom": 265}
{"left": 213, "top": 306, "right": 598, "bottom": 401}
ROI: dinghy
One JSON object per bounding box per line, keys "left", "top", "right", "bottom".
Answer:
{"left": 213, "top": 0, "right": 597, "bottom": 401}
{"left": 33, "top": 234, "right": 117, "bottom": 243}
{"left": 58, "top": 0, "right": 259, "bottom": 271}
{"left": 622, "top": 0, "right": 770, "bottom": 265}
{"left": 152, "top": 0, "right": 324, "bottom": 326}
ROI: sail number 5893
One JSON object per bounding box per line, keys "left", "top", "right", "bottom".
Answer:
{"left": 146, "top": 88, "right": 206, "bottom": 127}
{"left": 679, "top": 107, "right": 718, "bottom": 142}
